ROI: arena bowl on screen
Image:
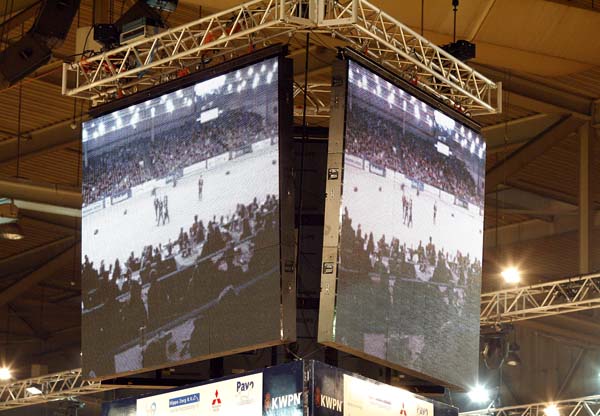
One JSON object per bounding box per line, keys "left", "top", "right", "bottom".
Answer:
{"left": 319, "top": 54, "right": 485, "bottom": 389}
{"left": 81, "top": 50, "right": 295, "bottom": 379}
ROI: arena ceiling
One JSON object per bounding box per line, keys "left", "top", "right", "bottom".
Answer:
{"left": 0, "top": 0, "right": 599, "bottom": 408}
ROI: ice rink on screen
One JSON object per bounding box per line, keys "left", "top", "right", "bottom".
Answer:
{"left": 82, "top": 145, "right": 279, "bottom": 269}
{"left": 342, "top": 163, "right": 483, "bottom": 266}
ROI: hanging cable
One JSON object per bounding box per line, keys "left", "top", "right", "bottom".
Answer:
{"left": 420, "top": 0, "right": 424, "bottom": 36}
{"left": 452, "top": 0, "right": 458, "bottom": 43}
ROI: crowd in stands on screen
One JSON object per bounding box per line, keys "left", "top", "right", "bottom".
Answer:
{"left": 81, "top": 194, "right": 279, "bottom": 374}
{"left": 339, "top": 207, "right": 481, "bottom": 289}
{"left": 345, "top": 108, "right": 482, "bottom": 207}
{"left": 83, "top": 110, "right": 273, "bottom": 205}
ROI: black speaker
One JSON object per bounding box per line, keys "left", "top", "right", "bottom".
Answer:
{"left": 34, "top": 0, "right": 82, "bottom": 48}
{"left": 0, "top": 33, "right": 52, "bottom": 88}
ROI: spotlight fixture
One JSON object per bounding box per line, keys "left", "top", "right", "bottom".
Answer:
{"left": 505, "top": 342, "right": 521, "bottom": 367}
{"left": 26, "top": 384, "right": 43, "bottom": 395}
{"left": 501, "top": 266, "right": 521, "bottom": 284}
{"left": 0, "top": 223, "right": 24, "bottom": 240}
{"left": 545, "top": 405, "right": 560, "bottom": 416}
{"left": 0, "top": 366, "right": 12, "bottom": 381}
{"left": 468, "top": 384, "right": 490, "bottom": 404}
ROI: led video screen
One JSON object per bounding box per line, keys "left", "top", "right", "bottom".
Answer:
{"left": 319, "top": 57, "right": 485, "bottom": 388}
{"left": 81, "top": 52, "right": 294, "bottom": 379}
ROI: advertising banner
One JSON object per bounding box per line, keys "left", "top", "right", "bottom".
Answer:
{"left": 136, "top": 373, "right": 262, "bottom": 416}
{"left": 263, "top": 361, "right": 304, "bottom": 416}
{"left": 343, "top": 374, "right": 434, "bottom": 416}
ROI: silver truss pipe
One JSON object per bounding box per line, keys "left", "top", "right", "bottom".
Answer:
{"left": 461, "top": 395, "right": 600, "bottom": 416}
{"left": 62, "top": 0, "right": 501, "bottom": 114}
{"left": 0, "top": 369, "right": 116, "bottom": 410}
{"left": 480, "top": 272, "right": 600, "bottom": 325}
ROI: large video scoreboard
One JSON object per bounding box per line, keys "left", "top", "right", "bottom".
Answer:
{"left": 318, "top": 50, "right": 485, "bottom": 388}
{"left": 81, "top": 47, "right": 295, "bottom": 379}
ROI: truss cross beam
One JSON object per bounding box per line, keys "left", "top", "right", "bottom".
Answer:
{"left": 0, "top": 369, "right": 117, "bottom": 411}
{"left": 62, "top": 0, "right": 500, "bottom": 115}
{"left": 461, "top": 395, "right": 600, "bottom": 416}
{"left": 480, "top": 272, "right": 600, "bottom": 325}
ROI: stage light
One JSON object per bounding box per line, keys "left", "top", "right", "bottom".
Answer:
{"left": 0, "top": 367, "right": 12, "bottom": 381}
{"left": 176, "top": 89, "right": 183, "bottom": 97}
{"left": 98, "top": 122, "right": 105, "bottom": 135}
{"left": 545, "top": 405, "right": 559, "bottom": 416}
{"left": 236, "top": 70, "right": 241, "bottom": 79}
{"left": 227, "top": 84, "right": 232, "bottom": 92}
{"left": 248, "top": 66, "right": 254, "bottom": 76}
{"left": 267, "top": 72, "right": 273, "bottom": 84}
{"left": 261, "top": 63, "right": 266, "bottom": 73}
{"left": 468, "top": 385, "right": 489, "bottom": 404}
{"left": 502, "top": 267, "right": 521, "bottom": 284}
{"left": 505, "top": 342, "right": 521, "bottom": 367}
{"left": 252, "top": 74, "right": 259, "bottom": 89}
{"left": 151, "top": 107, "right": 156, "bottom": 118}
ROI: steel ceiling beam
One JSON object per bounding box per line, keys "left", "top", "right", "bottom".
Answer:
{"left": 0, "top": 245, "right": 77, "bottom": 309}
{"left": 485, "top": 115, "right": 585, "bottom": 190}
{"left": 472, "top": 63, "right": 593, "bottom": 118}
{"left": 0, "top": 177, "right": 81, "bottom": 209}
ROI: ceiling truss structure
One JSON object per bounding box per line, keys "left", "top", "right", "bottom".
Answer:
{"left": 0, "top": 369, "right": 117, "bottom": 411}
{"left": 481, "top": 272, "right": 600, "bottom": 326}
{"left": 461, "top": 394, "right": 600, "bottom": 416}
{"left": 61, "top": 0, "right": 500, "bottom": 115}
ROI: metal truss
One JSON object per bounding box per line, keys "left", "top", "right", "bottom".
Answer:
{"left": 293, "top": 82, "right": 331, "bottom": 118}
{"left": 62, "top": 0, "right": 500, "bottom": 114}
{"left": 481, "top": 272, "right": 600, "bottom": 326}
{"left": 461, "top": 395, "right": 600, "bottom": 416}
{"left": 0, "top": 368, "right": 117, "bottom": 411}
{"left": 321, "top": 0, "right": 500, "bottom": 114}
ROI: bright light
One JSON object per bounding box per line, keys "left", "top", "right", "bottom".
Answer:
{"left": 414, "top": 106, "right": 420, "bottom": 120}
{"left": 130, "top": 110, "right": 139, "bottom": 128}
{"left": 150, "top": 107, "right": 156, "bottom": 118}
{"left": 468, "top": 385, "right": 489, "bottom": 404}
{"left": 26, "top": 386, "right": 42, "bottom": 395}
{"left": 194, "top": 74, "right": 226, "bottom": 97}
{"left": 252, "top": 74, "right": 259, "bottom": 89}
{"left": 248, "top": 66, "right": 254, "bottom": 76}
{"left": 272, "top": 61, "right": 278, "bottom": 70}
{"left": 82, "top": 129, "right": 88, "bottom": 140}
{"left": 236, "top": 70, "right": 241, "bottom": 79}
{"left": 261, "top": 64, "right": 266, "bottom": 73}
{"left": 176, "top": 90, "right": 183, "bottom": 98}
{"left": 545, "top": 405, "right": 560, "bottom": 416}
{"left": 228, "top": 84, "right": 232, "bottom": 92}
{"left": 501, "top": 267, "right": 521, "bottom": 284}
{"left": 434, "top": 110, "right": 455, "bottom": 130}
{"left": 98, "top": 122, "right": 105, "bottom": 135}
{"left": 387, "top": 91, "right": 395, "bottom": 105}
{"left": 0, "top": 367, "right": 11, "bottom": 381}
{"left": 470, "top": 141, "right": 476, "bottom": 154}
{"left": 266, "top": 72, "right": 273, "bottom": 84}
{"left": 166, "top": 99, "right": 174, "bottom": 113}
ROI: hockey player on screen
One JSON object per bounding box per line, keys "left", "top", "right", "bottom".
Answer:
{"left": 198, "top": 176, "right": 204, "bottom": 200}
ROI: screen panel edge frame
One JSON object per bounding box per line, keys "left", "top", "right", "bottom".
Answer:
{"left": 278, "top": 55, "right": 297, "bottom": 344}
{"left": 317, "top": 59, "right": 349, "bottom": 345}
